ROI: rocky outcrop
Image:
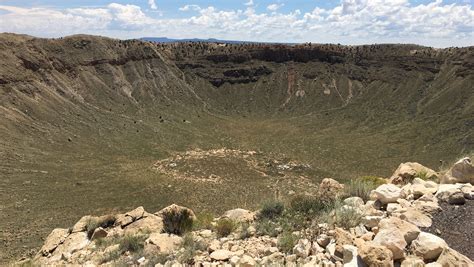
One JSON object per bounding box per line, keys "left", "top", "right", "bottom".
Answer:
{"left": 390, "top": 162, "right": 438, "bottom": 185}
{"left": 410, "top": 232, "right": 448, "bottom": 261}
{"left": 29, "top": 159, "right": 473, "bottom": 266}
{"left": 441, "top": 157, "right": 474, "bottom": 184}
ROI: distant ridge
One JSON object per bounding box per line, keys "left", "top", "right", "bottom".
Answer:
{"left": 140, "top": 37, "right": 293, "bottom": 44}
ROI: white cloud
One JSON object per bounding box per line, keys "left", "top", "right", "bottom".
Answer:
{"left": 179, "top": 5, "right": 201, "bottom": 12}
{"left": 0, "top": 1, "right": 472, "bottom": 47}
{"left": 148, "top": 0, "right": 157, "bottom": 10}
{"left": 244, "top": 0, "right": 254, "bottom": 6}
{"left": 267, "top": 3, "right": 284, "bottom": 12}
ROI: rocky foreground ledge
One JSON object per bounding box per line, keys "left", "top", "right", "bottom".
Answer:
{"left": 23, "top": 158, "right": 474, "bottom": 266}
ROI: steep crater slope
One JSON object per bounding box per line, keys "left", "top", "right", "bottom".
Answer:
{"left": 0, "top": 34, "right": 473, "bottom": 262}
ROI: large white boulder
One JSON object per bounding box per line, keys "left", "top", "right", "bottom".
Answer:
{"left": 436, "top": 247, "right": 473, "bottom": 266}
{"left": 410, "top": 232, "right": 448, "bottom": 261}
{"left": 441, "top": 157, "right": 474, "bottom": 184}
{"left": 398, "top": 208, "right": 432, "bottom": 228}
{"left": 373, "top": 229, "right": 407, "bottom": 260}
{"left": 371, "top": 184, "right": 404, "bottom": 204}
{"left": 222, "top": 208, "right": 255, "bottom": 222}
{"left": 378, "top": 217, "right": 420, "bottom": 244}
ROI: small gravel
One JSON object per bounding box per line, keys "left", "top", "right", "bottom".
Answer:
{"left": 423, "top": 200, "right": 474, "bottom": 260}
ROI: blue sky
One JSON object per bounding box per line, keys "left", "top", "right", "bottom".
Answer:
{"left": 0, "top": 0, "right": 473, "bottom": 47}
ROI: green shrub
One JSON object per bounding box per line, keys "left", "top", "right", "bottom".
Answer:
{"left": 162, "top": 209, "right": 194, "bottom": 235}
{"left": 277, "top": 231, "right": 298, "bottom": 253}
{"left": 289, "top": 195, "right": 328, "bottom": 214}
{"left": 215, "top": 218, "right": 235, "bottom": 237}
{"left": 86, "top": 215, "right": 117, "bottom": 239}
{"left": 193, "top": 212, "right": 214, "bottom": 230}
{"left": 178, "top": 233, "right": 207, "bottom": 264}
{"left": 144, "top": 254, "right": 169, "bottom": 267}
{"left": 358, "top": 176, "right": 386, "bottom": 187}
{"left": 86, "top": 219, "right": 100, "bottom": 239}
{"left": 256, "top": 219, "right": 279, "bottom": 237}
{"left": 329, "top": 201, "right": 363, "bottom": 229}
{"left": 345, "top": 180, "right": 373, "bottom": 201}
{"left": 119, "top": 235, "right": 145, "bottom": 253}
{"left": 238, "top": 222, "right": 252, "bottom": 239}
{"left": 99, "top": 250, "right": 122, "bottom": 264}
{"left": 99, "top": 215, "right": 117, "bottom": 228}
{"left": 346, "top": 176, "right": 386, "bottom": 201}
{"left": 259, "top": 200, "right": 284, "bottom": 220}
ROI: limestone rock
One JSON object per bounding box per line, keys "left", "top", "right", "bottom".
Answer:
{"left": 90, "top": 227, "right": 107, "bottom": 240}
{"left": 378, "top": 217, "right": 420, "bottom": 244}
{"left": 210, "top": 249, "right": 233, "bottom": 261}
{"left": 448, "top": 191, "right": 466, "bottom": 205}
{"left": 343, "top": 197, "right": 364, "bottom": 208}
{"left": 38, "top": 228, "right": 70, "bottom": 256}
{"left": 144, "top": 233, "right": 183, "bottom": 254}
{"left": 239, "top": 254, "right": 256, "bottom": 267}
{"left": 436, "top": 247, "right": 473, "bottom": 266}
{"left": 373, "top": 229, "right": 407, "bottom": 260}
{"left": 115, "top": 206, "right": 146, "bottom": 228}
{"left": 124, "top": 214, "right": 164, "bottom": 235}
{"left": 126, "top": 206, "right": 145, "bottom": 220}
{"left": 390, "top": 162, "right": 438, "bottom": 185}
{"left": 317, "top": 234, "right": 331, "bottom": 248}
{"left": 400, "top": 256, "right": 424, "bottom": 267}
{"left": 410, "top": 232, "right": 448, "bottom": 261}
{"left": 435, "top": 184, "right": 471, "bottom": 203}
{"left": 222, "top": 208, "right": 255, "bottom": 222}
{"left": 371, "top": 184, "right": 404, "bottom": 204}
{"left": 72, "top": 215, "right": 97, "bottom": 233}
{"left": 358, "top": 242, "right": 394, "bottom": 267}
{"left": 362, "top": 215, "right": 384, "bottom": 229}
{"left": 50, "top": 232, "right": 89, "bottom": 261}
{"left": 398, "top": 208, "right": 432, "bottom": 228}
{"left": 293, "top": 239, "right": 311, "bottom": 258}
{"left": 342, "top": 245, "right": 363, "bottom": 267}
{"left": 412, "top": 195, "right": 441, "bottom": 214}
{"left": 319, "top": 178, "right": 345, "bottom": 199}
{"left": 334, "top": 228, "right": 355, "bottom": 257}
{"left": 441, "top": 157, "right": 474, "bottom": 184}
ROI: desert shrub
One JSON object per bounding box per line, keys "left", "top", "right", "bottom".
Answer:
{"left": 237, "top": 222, "right": 251, "bottom": 239}
{"left": 345, "top": 180, "right": 373, "bottom": 201}
{"left": 99, "top": 250, "right": 122, "bottom": 264}
{"left": 99, "top": 215, "right": 117, "bottom": 228}
{"left": 144, "top": 254, "right": 169, "bottom": 267}
{"left": 178, "top": 233, "right": 207, "bottom": 264}
{"left": 329, "top": 201, "right": 363, "bottom": 229}
{"left": 358, "top": 176, "right": 386, "bottom": 187}
{"left": 346, "top": 176, "right": 386, "bottom": 201}
{"left": 86, "top": 215, "right": 117, "bottom": 239}
{"left": 416, "top": 170, "right": 430, "bottom": 181}
{"left": 256, "top": 219, "right": 279, "bottom": 237}
{"left": 289, "top": 195, "right": 328, "bottom": 214}
{"left": 86, "top": 219, "right": 100, "bottom": 239}
{"left": 277, "top": 231, "right": 299, "bottom": 253}
{"left": 162, "top": 209, "right": 194, "bottom": 235}
{"left": 119, "top": 235, "right": 145, "bottom": 253}
{"left": 193, "top": 212, "right": 214, "bottom": 230}
{"left": 215, "top": 218, "right": 235, "bottom": 237}
{"left": 259, "top": 200, "right": 284, "bottom": 220}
